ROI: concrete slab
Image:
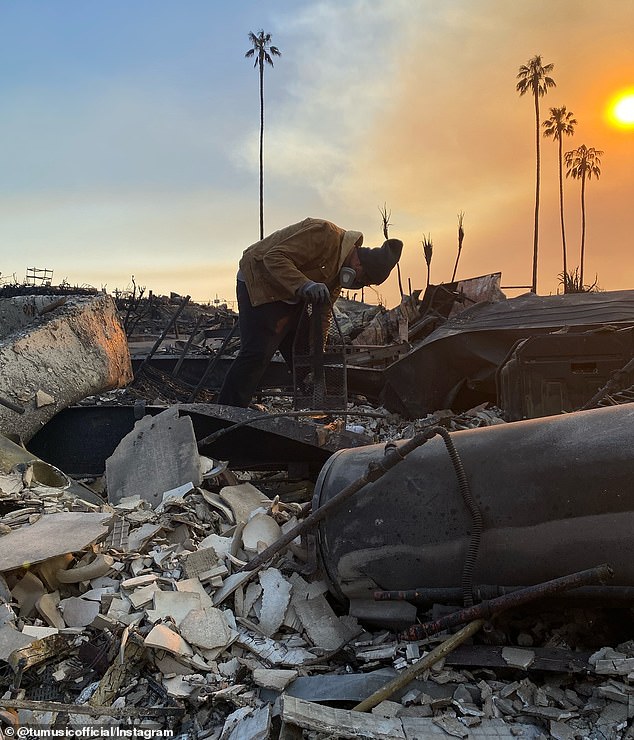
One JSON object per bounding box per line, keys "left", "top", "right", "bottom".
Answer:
{"left": 106, "top": 406, "right": 202, "bottom": 507}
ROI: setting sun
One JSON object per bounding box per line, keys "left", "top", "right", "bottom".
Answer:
{"left": 607, "top": 88, "right": 634, "bottom": 128}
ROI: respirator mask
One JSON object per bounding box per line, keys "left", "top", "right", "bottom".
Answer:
{"left": 339, "top": 266, "right": 358, "bottom": 289}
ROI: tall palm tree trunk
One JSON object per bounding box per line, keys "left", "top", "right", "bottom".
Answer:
{"left": 532, "top": 93, "right": 540, "bottom": 294}
{"left": 557, "top": 136, "right": 567, "bottom": 282}
{"left": 258, "top": 62, "right": 265, "bottom": 240}
{"left": 579, "top": 174, "right": 587, "bottom": 288}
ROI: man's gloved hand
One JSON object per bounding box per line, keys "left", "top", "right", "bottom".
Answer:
{"left": 297, "top": 280, "right": 330, "bottom": 304}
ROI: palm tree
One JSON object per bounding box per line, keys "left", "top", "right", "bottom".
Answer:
{"left": 245, "top": 30, "right": 281, "bottom": 240}
{"left": 516, "top": 55, "right": 556, "bottom": 294}
{"left": 564, "top": 144, "right": 603, "bottom": 288}
{"left": 542, "top": 106, "right": 577, "bottom": 287}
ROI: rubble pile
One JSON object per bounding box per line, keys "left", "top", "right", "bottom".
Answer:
{"left": 0, "top": 438, "right": 632, "bottom": 739}
{"left": 5, "top": 286, "right": 634, "bottom": 739}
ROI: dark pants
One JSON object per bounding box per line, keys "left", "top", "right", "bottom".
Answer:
{"left": 216, "top": 280, "right": 304, "bottom": 407}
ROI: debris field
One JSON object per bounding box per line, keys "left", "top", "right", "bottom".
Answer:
{"left": 2, "top": 284, "right": 634, "bottom": 739}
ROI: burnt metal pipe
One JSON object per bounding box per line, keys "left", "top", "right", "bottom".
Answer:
{"left": 240, "top": 427, "right": 440, "bottom": 573}
{"left": 375, "top": 584, "right": 634, "bottom": 604}
{"left": 188, "top": 320, "right": 238, "bottom": 402}
{"left": 172, "top": 314, "right": 204, "bottom": 379}
{"left": 401, "top": 563, "right": 613, "bottom": 640}
{"left": 133, "top": 295, "right": 191, "bottom": 381}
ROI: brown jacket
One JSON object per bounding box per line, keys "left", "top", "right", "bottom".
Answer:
{"left": 239, "top": 218, "right": 361, "bottom": 307}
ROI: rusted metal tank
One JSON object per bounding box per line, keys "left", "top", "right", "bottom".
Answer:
{"left": 313, "top": 403, "right": 634, "bottom": 601}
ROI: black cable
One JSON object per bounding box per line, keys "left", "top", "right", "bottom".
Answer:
{"left": 431, "top": 425, "right": 482, "bottom": 608}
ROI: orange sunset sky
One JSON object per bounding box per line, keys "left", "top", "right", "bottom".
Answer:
{"left": 0, "top": 0, "right": 632, "bottom": 307}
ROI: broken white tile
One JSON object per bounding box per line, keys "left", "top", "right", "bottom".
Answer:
{"left": 178, "top": 607, "right": 231, "bottom": 650}
{"left": 118, "top": 611, "right": 145, "bottom": 627}
{"left": 0, "top": 472, "right": 24, "bottom": 495}
{"left": 81, "top": 586, "right": 119, "bottom": 602}
{"left": 155, "top": 481, "right": 195, "bottom": 514}
{"left": 59, "top": 597, "right": 100, "bottom": 627}
{"left": 36, "top": 592, "right": 65, "bottom": 630}
{"left": 219, "top": 483, "right": 271, "bottom": 524}
{"left": 127, "top": 524, "right": 164, "bottom": 553}
{"left": 147, "top": 591, "right": 202, "bottom": 625}
{"left": 290, "top": 573, "right": 329, "bottom": 601}
{"left": 0, "top": 512, "right": 112, "bottom": 572}
{"left": 595, "top": 657, "right": 634, "bottom": 676}
{"left": 236, "top": 625, "right": 316, "bottom": 667}
{"left": 242, "top": 513, "right": 281, "bottom": 554}
{"left": 129, "top": 583, "right": 161, "bottom": 609}
{"left": 129, "top": 557, "right": 150, "bottom": 578}
{"left": 213, "top": 570, "right": 257, "bottom": 606}
{"left": 242, "top": 582, "right": 263, "bottom": 620}
{"left": 252, "top": 667, "right": 298, "bottom": 691}
{"left": 120, "top": 573, "right": 158, "bottom": 590}
{"left": 175, "top": 578, "right": 214, "bottom": 609}
{"left": 501, "top": 647, "right": 535, "bottom": 670}
{"left": 106, "top": 597, "right": 133, "bottom": 623}
{"left": 22, "top": 625, "right": 59, "bottom": 639}
{"left": 198, "top": 532, "right": 232, "bottom": 559}
{"left": 163, "top": 674, "right": 200, "bottom": 699}
{"left": 282, "top": 603, "right": 302, "bottom": 632}
{"left": 114, "top": 494, "right": 143, "bottom": 511}
{"left": 221, "top": 705, "right": 271, "bottom": 740}
{"left": 371, "top": 700, "right": 403, "bottom": 719}
{"left": 218, "top": 657, "right": 240, "bottom": 679}
{"left": 144, "top": 623, "right": 193, "bottom": 657}
{"left": 294, "top": 593, "right": 356, "bottom": 651}
{"left": 589, "top": 647, "right": 625, "bottom": 666}
{"left": 0, "top": 603, "right": 15, "bottom": 628}
{"left": 152, "top": 544, "right": 181, "bottom": 567}
{"left": 155, "top": 653, "right": 197, "bottom": 677}
{"left": 92, "top": 614, "right": 119, "bottom": 631}
{"left": 257, "top": 568, "right": 291, "bottom": 637}
{"left": 90, "top": 575, "right": 120, "bottom": 590}
{"left": 11, "top": 571, "right": 45, "bottom": 618}
{"left": 0, "top": 625, "right": 35, "bottom": 660}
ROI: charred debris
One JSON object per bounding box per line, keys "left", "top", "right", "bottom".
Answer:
{"left": 2, "top": 280, "right": 634, "bottom": 738}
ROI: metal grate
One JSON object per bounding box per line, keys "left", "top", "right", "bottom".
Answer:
{"left": 292, "top": 303, "right": 347, "bottom": 410}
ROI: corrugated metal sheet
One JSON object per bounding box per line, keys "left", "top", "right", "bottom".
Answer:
{"left": 428, "top": 290, "right": 634, "bottom": 336}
